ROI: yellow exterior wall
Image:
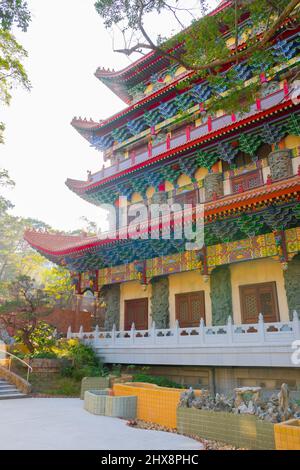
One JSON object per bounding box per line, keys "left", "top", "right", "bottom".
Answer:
{"left": 118, "top": 260, "right": 289, "bottom": 330}
{"left": 169, "top": 271, "right": 212, "bottom": 327}
{"left": 230, "top": 258, "right": 289, "bottom": 323}
{"left": 144, "top": 84, "right": 153, "bottom": 95}
{"left": 165, "top": 181, "right": 174, "bottom": 191}
{"left": 120, "top": 281, "right": 152, "bottom": 330}
{"left": 195, "top": 167, "right": 208, "bottom": 181}
{"left": 131, "top": 192, "right": 143, "bottom": 203}
{"left": 177, "top": 174, "right": 192, "bottom": 188}
{"left": 175, "top": 66, "right": 187, "bottom": 76}
{"left": 146, "top": 186, "right": 155, "bottom": 199}
{"left": 284, "top": 135, "right": 300, "bottom": 150}
{"left": 164, "top": 74, "right": 172, "bottom": 83}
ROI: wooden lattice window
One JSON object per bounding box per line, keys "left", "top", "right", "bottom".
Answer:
{"left": 239, "top": 282, "right": 279, "bottom": 324}
{"left": 174, "top": 189, "right": 198, "bottom": 207}
{"left": 231, "top": 169, "right": 262, "bottom": 193}
{"left": 175, "top": 291, "right": 206, "bottom": 327}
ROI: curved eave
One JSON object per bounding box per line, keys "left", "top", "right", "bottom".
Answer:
{"left": 65, "top": 178, "right": 91, "bottom": 193}
{"left": 73, "top": 20, "right": 298, "bottom": 137}
{"left": 67, "top": 98, "right": 299, "bottom": 197}
{"left": 94, "top": 0, "right": 232, "bottom": 103}
{"left": 27, "top": 176, "right": 300, "bottom": 260}
{"left": 24, "top": 230, "right": 118, "bottom": 259}
{"left": 71, "top": 70, "right": 193, "bottom": 136}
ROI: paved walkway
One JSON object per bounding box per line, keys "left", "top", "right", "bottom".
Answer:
{"left": 0, "top": 398, "right": 203, "bottom": 450}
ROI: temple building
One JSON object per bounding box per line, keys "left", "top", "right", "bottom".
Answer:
{"left": 25, "top": 0, "right": 300, "bottom": 393}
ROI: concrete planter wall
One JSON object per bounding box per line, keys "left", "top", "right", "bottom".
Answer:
{"left": 113, "top": 383, "right": 200, "bottom": 429}
{"left": 84, "top": 390, "right": 109, "bottom": 415}
{"left": 268, "top": 150, "right": 292, "bottom": 181}
{"left": 177, "top": 407, "right": 275, "bottom": 450}
{"left": 105, "top": 395, "right": 137, "bottom": 420}
{"left": 84, "top": 390, "right": 137, "bottom": 419}
{"left": 275, "top": 419, "right": 300, "bottom": 450}
{"left": 80, "top": 375, "right": 133, "bottom": 400}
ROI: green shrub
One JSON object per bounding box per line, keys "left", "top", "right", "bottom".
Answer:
{"left": 30, "top": 351, "right": 58, "bottom": 359}
{"left": 133, "top": 373, "right": 184, "bottom": 389}
{"left": 56, "top": 339, "right": 104, "bottom": 381}
{"left": 111, "top": 364, "right": 122, "bottom": 377}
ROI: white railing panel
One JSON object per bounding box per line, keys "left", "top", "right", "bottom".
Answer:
{"left": 69, "top": 313, "right": 300, "bottom": 361}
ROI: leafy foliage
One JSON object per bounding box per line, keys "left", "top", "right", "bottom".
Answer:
{"left": 15, "top": 322, "right": 56, "bottom": 357}
{"left": 42, "top": 266, "right": 74, "bottom": 309}
{"left": 133, "top": 372, "right": 184, "bottom": 388}
{"left": 0, "top": 0, "right": 31, "bottom": 141}
{"left": 0, "top": 0, "right": 31, "bottom": 32}
{"left": 57, "top": 339, "right": 104, "bottom": 381}
{"left": 0, "top": 275, "right": 52, "bottom": 352}
{"left": 0, "top": 29, "right": 30, "bottom": 104}
{"left": 95, "top": 0, "right": 299, "bottom": 113}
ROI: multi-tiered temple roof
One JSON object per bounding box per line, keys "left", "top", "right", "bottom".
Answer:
{"left": 25, "top": 0, "right": 300, "bottom": 277}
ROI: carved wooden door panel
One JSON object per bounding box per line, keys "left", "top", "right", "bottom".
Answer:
{"left": 175, "top": 291, "right": 206, "bottom": 327}
{"left": 124, "top": 298, "right": 148, "bottom": 331}
{"left": 240, "top": 282, "right": 279, "bottom": 324}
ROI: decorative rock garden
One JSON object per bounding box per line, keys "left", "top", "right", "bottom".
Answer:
{"left": 177, "top": 384, "right": 300, "bottom": 450}
{"left": 82, "top": 378, "right": 300, "bottom": 449}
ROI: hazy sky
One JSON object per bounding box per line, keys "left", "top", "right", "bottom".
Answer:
{"left": 0, "top": 0, "right": 216, "bottom": 232}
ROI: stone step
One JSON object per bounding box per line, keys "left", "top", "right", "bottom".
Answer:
{"left": 0, "top": 393, "right": 28, "bottom": 400}
{"left": 0, "top": 378, "right": 28, "bottom": 399}
{"left": 0, "top": 389, "right": 20, "bottom": 395}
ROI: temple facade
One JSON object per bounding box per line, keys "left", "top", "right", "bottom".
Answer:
{"left": 25, "top": 1, "right": 300, "bottom": 393}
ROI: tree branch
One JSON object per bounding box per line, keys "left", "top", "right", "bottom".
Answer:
{"left": 114, "top": 0, "right": 300, "bottom": 74}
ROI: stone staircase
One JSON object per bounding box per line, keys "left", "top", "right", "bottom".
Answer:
{"left": 0, "top": 378, "right": 28, "bottom": 400}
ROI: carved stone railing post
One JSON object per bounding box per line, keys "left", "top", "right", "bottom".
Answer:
{"left": 112, "top": 324, "right": 116, "bottom": 345}
{"left": 67, "top": 326, "right": 72, "bottom": 339}
{"left": 227, "top": 316, "right": 233, "bottom": 344}
{"left": 150, "top": 321, "right": 156, "bottom": 345}
{"left": 258, "top": 314, "right": 265, "bottom": 343}
{"left": 292, "top": 311, "right": 300, "bottom": 339}
{"left": 131, "top": 323, "right": 135, "bottom": 345}
{"left": 199, "top": 318, "right": 205, "bottom": 344}
{"left": 175, "top": 320, "right": 180, "bottom": 344}
{"left": 79, "top": 325, "right": 83, "bottom": 340}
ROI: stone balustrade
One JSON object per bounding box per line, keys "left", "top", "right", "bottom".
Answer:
{"left": 68, "top": 312, "right": 300, "bottom": 368}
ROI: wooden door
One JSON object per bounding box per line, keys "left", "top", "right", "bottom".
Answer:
{"left": 124, "top": 298, "right": 148, "bottom": 331}
{"left": 240, "top": 282, "right": 279, "bottom": 324}
{"left": 175, "top": 291, "right": 206, "bottom": 327}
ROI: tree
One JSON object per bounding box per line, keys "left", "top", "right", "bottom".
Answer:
{"left": 0, "top": 213, "right": 50, "bottom": 284}
{"left": 0, "top": 0, "right": 31, "bottom": 142}
{"left": 42, "top": 265, "right": 74, "bottom": 309}
{"left": 0, "top": 275, "right": 52, "bottom": 352}
{"left": 95, "top": 0, "right": 300, "bottom": 112}
{"left": 0, "top": 167, "right": 14, "bottom": 214}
